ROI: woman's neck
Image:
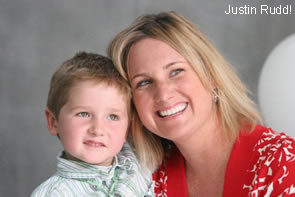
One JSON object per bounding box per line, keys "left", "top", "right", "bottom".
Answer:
{"left": 174, "top": 123, "right": 235, "bottom": 197}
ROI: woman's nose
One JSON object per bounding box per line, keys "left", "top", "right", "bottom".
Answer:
{"left": 154, "top": 81, "right": 174, "bottom": 104}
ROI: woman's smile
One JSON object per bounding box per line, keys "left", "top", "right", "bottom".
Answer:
{"left": 157, "top": 102, "right": 188, "bottom": 118}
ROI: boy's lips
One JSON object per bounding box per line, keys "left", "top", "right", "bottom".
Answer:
{"left": 83, "top": 140, "right": 105, "bottom": 148}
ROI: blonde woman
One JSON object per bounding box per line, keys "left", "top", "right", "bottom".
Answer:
{"left": 108, "top": 11, "right": 295, "bottom": 196}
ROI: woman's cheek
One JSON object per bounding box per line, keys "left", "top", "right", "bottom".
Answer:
{"left": 136, "top": 91, "right": 152, "bottom": 105}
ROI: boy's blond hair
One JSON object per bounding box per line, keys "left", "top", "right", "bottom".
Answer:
{"left": 47, "top": 52, "right": 131, "bottom": 120}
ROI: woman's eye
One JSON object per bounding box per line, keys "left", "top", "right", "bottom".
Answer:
{"left": 107, "top": 114, "right": 119, "bottom": 121}
{"left": 170, "top": 68, "right": 184, "bottom": 77}
{"left": 136, "top": 80, "right": 152, "bottom": 88}
{"left": 77, "top": 112, "right": 90, "bottom": 118}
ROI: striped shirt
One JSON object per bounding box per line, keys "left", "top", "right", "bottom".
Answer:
{"left": 31, "top": 143, "right": 154, "bottom": 197}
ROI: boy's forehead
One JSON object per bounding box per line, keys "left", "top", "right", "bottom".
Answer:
{"left": 70, "top": 79, "right": 130, "bottom": 98}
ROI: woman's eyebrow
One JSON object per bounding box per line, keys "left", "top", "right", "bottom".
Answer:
{"left": 130, "top": 61, "right": 185, "bottom": 82}
{"left": 130, "top": 73, "right": 146, "bottom": 83}
{"left": 163, "top": 61, "right": 185, "bottom": 69}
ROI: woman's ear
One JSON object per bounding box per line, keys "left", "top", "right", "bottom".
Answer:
{"left": 45, "top": 108, "right": 59, "bottom": 136}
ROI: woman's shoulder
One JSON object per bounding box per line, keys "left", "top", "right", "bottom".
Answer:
{"left": 243, "top": 125, "right": 295, "bottom": 196}
{"left": 247, "top": 125, "right": 295, "bottom": 167}
{"left": 235, "top": 124, "right": 295, "bottom": 159}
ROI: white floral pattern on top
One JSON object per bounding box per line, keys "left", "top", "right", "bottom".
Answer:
{"left": 154, "top": 169, "right": 168, "bottom": 197}
{"left": 243, "top": 129, "right": 295, "bottom": 196}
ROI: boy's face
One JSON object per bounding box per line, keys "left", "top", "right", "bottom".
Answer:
{"left": 47, "top": 80, "right": 129, "bottom": 166}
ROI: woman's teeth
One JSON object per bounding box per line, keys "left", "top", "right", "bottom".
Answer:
{"left": 158, "top": 103, "right": 187, "bottom": 117}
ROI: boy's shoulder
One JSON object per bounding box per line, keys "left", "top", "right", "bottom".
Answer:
{"left": 118, "top": 142, "right": 150, "bottom": 173}
{"left": 31, "top": 172, "right": 91, "bottom": 197}
{"left": 118, "top": 142, "right": 154, "bottom": 195}
{"left": 119, "top": 142, "right": 137, "bottom": 160}
{"left": 117, "top": 142, "right": 142, "bottom": 173}
{"left": 31, "top": 174, "right": 65, "bottom": 197}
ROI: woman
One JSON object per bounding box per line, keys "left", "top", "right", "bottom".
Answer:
{"left": 108, "top": 11, "right": 295, "bottom": 196}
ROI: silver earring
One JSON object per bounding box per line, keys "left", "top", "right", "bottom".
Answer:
{"left": 213, "top": 88, "right": 218, "bottom": 103}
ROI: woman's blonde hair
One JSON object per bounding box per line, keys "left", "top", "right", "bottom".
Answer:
{"left": 108, "top": 11, "right": 261, "bottom": 170}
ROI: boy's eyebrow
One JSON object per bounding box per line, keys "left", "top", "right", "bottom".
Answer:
{"left": 68, "top": 106, "right": 127, "bottom": 115}
{"left": 130, "top": 61, "right": 185, "bottom": 82}
{"left": 68, "top": 106, "right": 87, "bottom": 112}
{"left": 108, "top": 107, "right": 126, "bottom": 114}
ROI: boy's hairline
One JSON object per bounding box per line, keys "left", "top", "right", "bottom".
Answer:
{"left": 48, "top": 77, "right": 131, "bottom": 118}
{"left": 47, "top": 52, "right": 131, "bottom": 121}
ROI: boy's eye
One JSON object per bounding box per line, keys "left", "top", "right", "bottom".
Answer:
{"left": 77, "top": 112, "right": 90, "bottom": 118}
{"left": 136, "top": 80, "right": 152, "bottom": 88}
{"left": 107, "top": 114, "right": 119, "bottom": 121}
{"left": 170, "top": 68, "right": 184, "bottom": 77}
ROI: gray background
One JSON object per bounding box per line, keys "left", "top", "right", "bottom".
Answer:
{"left": 1, "top": 0, "right": 294, "bottom": 196}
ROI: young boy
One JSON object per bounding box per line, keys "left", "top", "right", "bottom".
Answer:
{"left": 31, "top": 52, "right": 153, "bottom": 196}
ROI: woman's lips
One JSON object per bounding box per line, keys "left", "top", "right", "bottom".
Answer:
{"left": 157, "top": 102, "right": 188, "bottom": 118}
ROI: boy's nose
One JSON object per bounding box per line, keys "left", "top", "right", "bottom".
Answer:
{"left": 88, "top": 120, "right": 104, "bottom": 136}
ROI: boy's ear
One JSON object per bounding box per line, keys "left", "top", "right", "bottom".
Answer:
{"left": 45, "top": 108, "right": 58, "bottom": 136}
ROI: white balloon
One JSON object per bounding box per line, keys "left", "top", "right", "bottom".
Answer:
{"left": 258, "top": 34, "right": 295, "bottom": 137}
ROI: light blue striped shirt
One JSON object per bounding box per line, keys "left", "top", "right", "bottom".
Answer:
{"left": 31, "top": 143, "right": 154, "bottom": 197}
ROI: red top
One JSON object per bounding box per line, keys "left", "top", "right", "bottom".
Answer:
{"left": 153, "top": 125, "right": 295, "bottom": 196}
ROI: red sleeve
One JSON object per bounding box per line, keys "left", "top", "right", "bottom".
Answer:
{"left": 244, "top": 128, "right": 295, "bottom": 196}
{"left": 153, "top": 147, "right": 188, "bottom": 197}
{"left": 225, "top": 125, "right": 295, "bottom": 196}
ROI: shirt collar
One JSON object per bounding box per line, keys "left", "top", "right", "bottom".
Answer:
{"left": 56, "top": 150, "right": 133, "bottom": 180}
